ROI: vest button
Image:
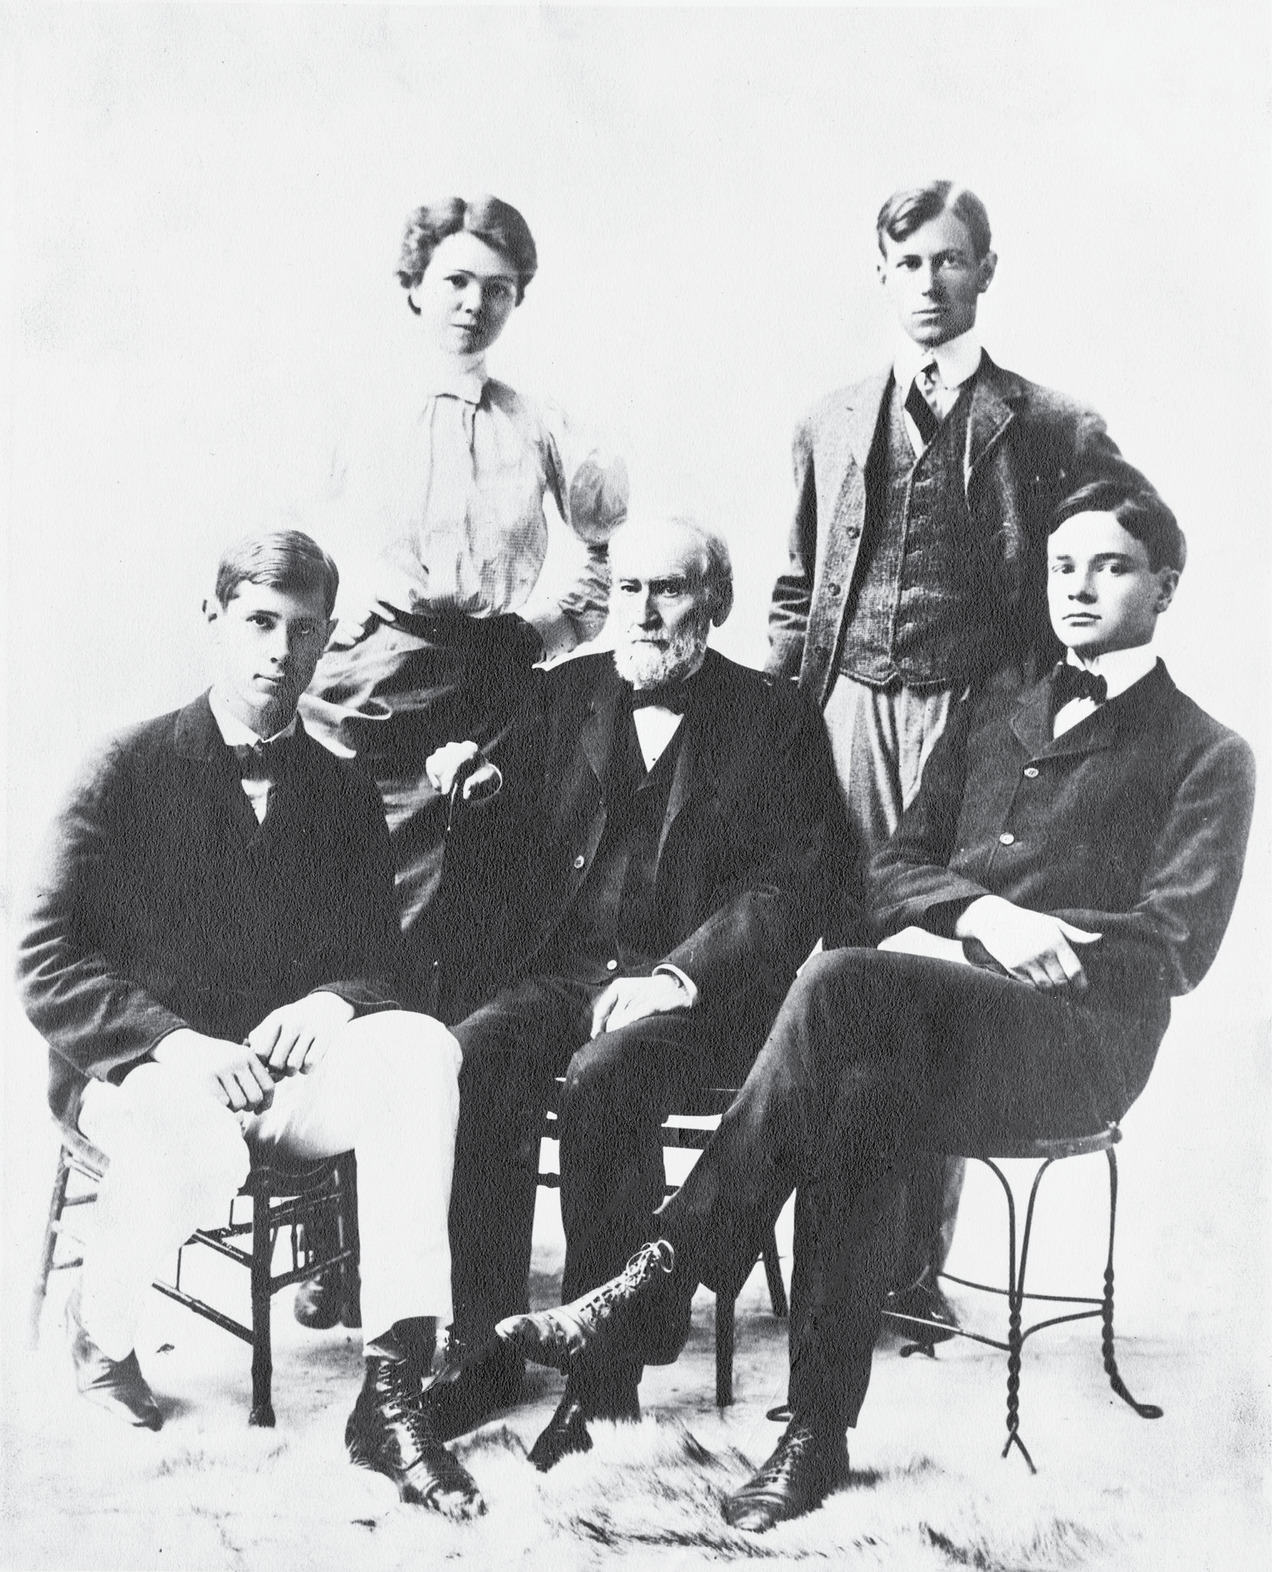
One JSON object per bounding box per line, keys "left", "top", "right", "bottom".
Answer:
{"left": 572, "top": 854, "right": 586, "bottom": 870}
{"left": 606, "top": 958, "right": 619, "bottom": 972}
{"left": 1023, "top": 766, "right": 1039, "bottom": 779}
{"left": 999, "top": 832, "right": 1016, "bottom": 846}
{"left": 827, "top": 581, "right": 841, "bottom": 596}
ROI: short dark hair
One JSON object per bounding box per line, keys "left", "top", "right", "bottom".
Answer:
{"left": 877, "top": 182, "right": 993, "bottom": 261}
{"left": 1048, "top": 479, "right": 1187, "bottom": 573}
{"left": 397, "top": 196, "right": 538, "bottom": 304}
{"left": 214, "top": 530, "right": 340, "bottom": 618}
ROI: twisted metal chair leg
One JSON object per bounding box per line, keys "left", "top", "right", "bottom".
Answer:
{"left": 1100, "top": 1149, "right": 1163, "bottom": 1421}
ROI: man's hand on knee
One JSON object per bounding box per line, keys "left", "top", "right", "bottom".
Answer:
{"left": 151, "top": 1029, "right": 277, "bottom": 1111}
{"left": 590, "top": 973, "right": 694, "bottom": 1038}
{"left": 954, "top": 895, "right": 1101, "bottom": 993}
{"left": 248, "top": 991, "right": 356, "bottom": 1076}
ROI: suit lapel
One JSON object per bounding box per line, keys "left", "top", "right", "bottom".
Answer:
{"left": 1010, "top": 661, "right": 1172, "bottom": 761}
{"left": 174, "top": 693, "right": 261, "bottom": 842}
{"left": 843, "top": 370, "right": 891, "bottom": 476}
{"left": 964, "top": 356, "right": 1022, "bottom": 490}
{"left": 580, "top": 669, "right": 630, "bottom": 804}
{"left": 656, "top": 654, "right": 726, "bottom": 864}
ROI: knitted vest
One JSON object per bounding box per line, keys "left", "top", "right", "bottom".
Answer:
{"left": 838, "top": 375, "right": 987, "bottom": 689}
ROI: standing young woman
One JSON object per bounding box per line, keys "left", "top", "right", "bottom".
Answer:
{"left": 304, "top": 196, "right": 628, "bottom": 995}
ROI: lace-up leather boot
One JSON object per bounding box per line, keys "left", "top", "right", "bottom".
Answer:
{"left": 496, "top": 1239, "right": 682, "bottom": 1370}
{"left": 345, "top": 1356, "right": 485, "bottom": 1519}
{"left": 721, "top": 1417, "right": 850, "bottom": 1532}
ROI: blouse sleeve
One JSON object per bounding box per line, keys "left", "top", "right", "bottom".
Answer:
{"left": 520, "top": 400, "right": 629, "bottom": 656}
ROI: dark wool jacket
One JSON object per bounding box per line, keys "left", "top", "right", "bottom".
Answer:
{"left": 17, "top": 693, "right": 404, "bottom": 1124}
{"left": 868, "top": 662, "right": 1256, "bottom": 1022}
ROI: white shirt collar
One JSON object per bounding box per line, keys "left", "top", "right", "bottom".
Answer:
{"left": 422, "top": 351, "right": 489, "bottom": 405}
{"left": 894, "top": 328, "right": 983, "bottom": 392}
{"left": 1063, "top": 643, "right": 1159, "bottom": 703}
{"left": 208, "top": 688, "right": 298, "bottom": 749}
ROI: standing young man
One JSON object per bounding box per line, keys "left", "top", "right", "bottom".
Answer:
{"left": 18, "top": 531, "right": 483, "bottom": 1520}
{"left": 767, "top": 181, "right": 1145, "bottom": 1320}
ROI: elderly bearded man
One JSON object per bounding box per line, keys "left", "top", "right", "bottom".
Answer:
{"left": 429, "top": 515, "right": 840, "bottom": 1465}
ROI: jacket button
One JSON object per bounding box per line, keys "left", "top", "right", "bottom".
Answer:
{"left": 999, "top": 832, "right": 1016, "bottom": 846}
{"left": 827, "top": 581, "right": 841, "bottom": 596}
{"left": 1023, "top": 766, "right": 1039, "bottom": 779}
{"left": 572, "top": 854, "right": 586, "bottom": 869}
{"left": 606, "top": 958, "right": 618, "bottom": 972}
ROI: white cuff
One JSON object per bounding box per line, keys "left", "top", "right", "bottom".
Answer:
{"left": 653, "top": 964, "right": 699, "bottom": 1008}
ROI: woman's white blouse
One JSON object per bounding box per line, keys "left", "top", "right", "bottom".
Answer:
{"left": 329, "top": 367, "right": 628, "bottom": 656}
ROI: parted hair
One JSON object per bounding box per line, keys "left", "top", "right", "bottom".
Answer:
{"left": 214, "top": 530, "right": 340, "bottom": 618}
{"left": 397, "top": 196, "right": 538, "bottom": 304}
{"left": 1049, "top": 479, "right": 1187, "bottom": 574}
{"left": 877, "top": 182, "right": 993, "bottom": 261}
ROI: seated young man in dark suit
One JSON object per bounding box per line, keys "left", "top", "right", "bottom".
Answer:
{"left": 424, "top": 515, "right": 839, "bottom": 1467}
{"left": 17, "top": 531, "right": 483, "bottom": 1520}
{"left": 494, "top": 480, "right": 1256, "bottom": 1531}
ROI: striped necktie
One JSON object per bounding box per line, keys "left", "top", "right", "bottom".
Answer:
{"left": 904, "top": 360, "right": 943, "bottom": 448}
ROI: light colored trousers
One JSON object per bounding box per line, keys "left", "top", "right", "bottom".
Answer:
{"left": 822, "top": 675, "right": 956, "bottom": 888}
{"left": 76, "top": 1010, "right": 461, "bottom": 1361}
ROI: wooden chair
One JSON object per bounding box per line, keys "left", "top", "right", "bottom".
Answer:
{"left": 539, "top": 1082, "right": 787, "bottom": 1407}
{"left": 32, "top": 1123, "right": 359, "bottom": 1426}
{"left": 881, "top": 1123, "right": 1163, "bottom": 1471}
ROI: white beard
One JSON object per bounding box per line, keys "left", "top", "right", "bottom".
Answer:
{"left": 612, "top": 622, "right": 709, "bottom": 691}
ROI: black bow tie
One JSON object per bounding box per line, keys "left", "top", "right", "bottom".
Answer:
{"left": 1051, "top": 662, "right": 1108, "bottom": 710}
{"left": 630, "top": 682, "right": 693, "bottom": 714}
{"left": 231, "top": 734, "right": 298, "bottom": 780}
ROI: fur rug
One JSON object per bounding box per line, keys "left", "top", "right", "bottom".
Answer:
{"left": 1, "top": 1374, "right": 1138, "bottom": 1572}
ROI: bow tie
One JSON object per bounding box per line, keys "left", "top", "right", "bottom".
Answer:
{"left": 231, "top": 734, "right": 298, "bottom": 780}
{"left": 1051, "top": 662, "right": 1108, "bottom": 710}
{"left": 630, "top": 681, "right": 693, "bottom": 714}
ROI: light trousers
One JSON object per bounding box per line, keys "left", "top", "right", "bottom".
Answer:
{"left": 76, "top": 1010, "right": 460, "bottom": 1360}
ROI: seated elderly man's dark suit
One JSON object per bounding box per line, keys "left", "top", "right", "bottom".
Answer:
{"left": 447, "top": 647, "right": 839, "bottom": 1350}
{"left": 651, "top": 659, "right": 1254, "bottom": 1434}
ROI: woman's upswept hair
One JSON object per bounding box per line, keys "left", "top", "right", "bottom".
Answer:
{"left": 397, "top": 196, "right": 538, "bottom": 303}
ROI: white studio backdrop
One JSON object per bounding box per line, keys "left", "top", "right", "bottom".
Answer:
{"left": 3, "top": 2, "right": 1269, "bottom": 973}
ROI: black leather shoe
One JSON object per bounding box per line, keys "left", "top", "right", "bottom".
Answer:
{"left": 721, "top": 1418, "right": 850, "bottom": 1532}
{"left": 426, "top": 1343, "right": 525, "bottom": 1441}
{"left": 66, "top": 1291, "right": 163, "bottom": 1431}
{"left": 884, "top": 1278, "right": 959, "bottom": 1349}
{"left": 346, "top": 1357, "right": 484, "bottom": 1518}
{"left": 496, "top": 1240, "right": 679, "bottom": 1371}
{"left": 294, "top": 1265, "right": 362, "bottom": 1330}
{"left": 527, "top": 1389, "right": 594, "bottom": 1472}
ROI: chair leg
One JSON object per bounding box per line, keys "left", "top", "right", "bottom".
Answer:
{"left": 715, "top": 1290, "right": 735, "bottom": 1407}
{"left": 31, "top": 1146, "right": 73, "bottom": 1347}
{"left": 336, "top": 1158, "right": 360, "bottom": 1317}
{"left": 249, "top": 1189, "right": 276, "bottom": 1427}
{"left": 1100, "top": 1148, "right": 1163, "bottom": 1421}
{"left": 761, "top": 1231, "right": 787, "bottom": 1319}
{"left": 979, "top": 1156, "right": 1037, "bottom": 1474}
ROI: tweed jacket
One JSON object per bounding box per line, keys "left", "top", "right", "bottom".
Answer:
{"left": 767, "top": 356, "right": 1135, "bottom": 704}
{"left": 17, "top": 693, "right": 405, "bottom": 1125}
{"left": 450, "top": 649, "right": 843, "bottom": 1020}
{"left": 868, "top": 663, "right": 1256, "bottom": 1016}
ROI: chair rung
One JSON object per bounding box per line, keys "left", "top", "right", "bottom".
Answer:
{"left": 269, "top": 1250, "right": 355, "bottom": 1294}
{"left": 153, "top": 1281, "right": 253, "bottom": 1344}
